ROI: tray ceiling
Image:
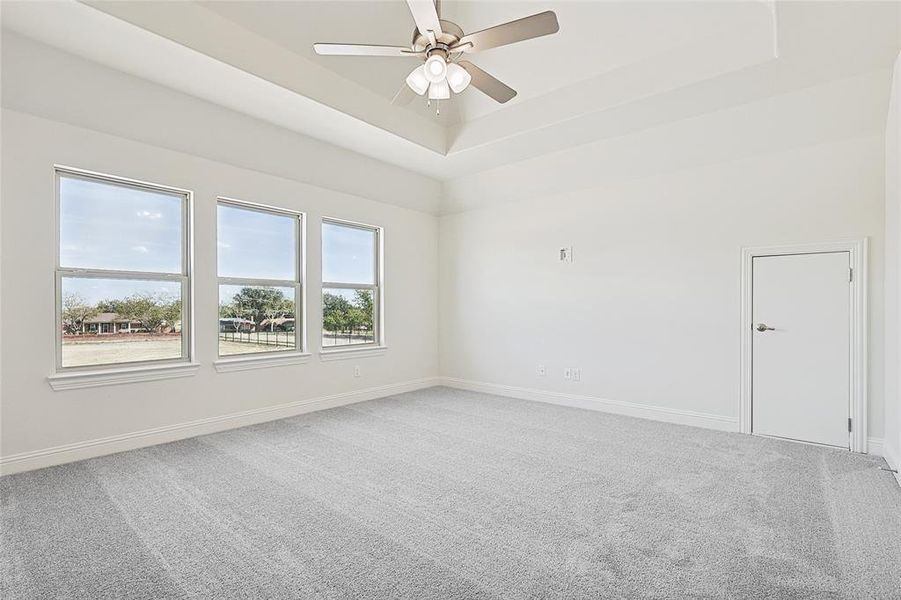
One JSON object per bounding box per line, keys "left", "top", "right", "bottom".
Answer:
{"left": 200, "top": 1, "right": 771, "bottom": 125}
{"left": 3, "top": 1, "right": 898, "bottom": 183}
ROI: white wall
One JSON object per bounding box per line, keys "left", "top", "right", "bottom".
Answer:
{"left": 1, "top": 32, "right": 442, "bottom": 215}
{"left": 0, "top": 39, "right": 440, "bottom": 472}
{"left": 439, "top": 76, "right": 888, "bottom": 441}
{"left": 884, "top": 52, "right": 901, "bottom": 475}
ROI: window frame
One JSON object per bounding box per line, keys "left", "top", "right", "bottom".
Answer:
{"left": 216, "top": 197, "right": 306, "bottom": 358}
{"left": 320, "top": 217, "right": 384, "bottom": 352}
{"left": 53, "top": 166, "right": 194, "bottom": 373}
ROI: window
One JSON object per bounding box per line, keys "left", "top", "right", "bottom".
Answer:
{"left": 218, "top": 199, "right": 303, "bottom": 357}
{"left": 321, "top": 219, "right": 381, "bottom": 349}
{"left": 56, "top": 168, "right": 191, "bottom": 370}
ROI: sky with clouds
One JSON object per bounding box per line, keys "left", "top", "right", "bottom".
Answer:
{"left": 60, "top": 176, "right": 377, "bottom": 306}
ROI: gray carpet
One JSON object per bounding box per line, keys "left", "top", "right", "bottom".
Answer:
{"left": 2, "top": 387, "right": 900, "bottom": 599}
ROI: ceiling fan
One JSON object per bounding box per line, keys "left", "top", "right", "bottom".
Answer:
{"left": 313, "top": 0, "right": 559, "bottom": 112}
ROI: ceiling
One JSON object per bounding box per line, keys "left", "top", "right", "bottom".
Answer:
{"left": 2, "top": 1, "right": 899, "bottom": 187}
{"left": 198, "top": 1, "right": 771, "bottom": 125}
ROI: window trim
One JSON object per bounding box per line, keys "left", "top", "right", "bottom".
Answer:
{"left": 320, "top": 217, "right": 384, "bottom": 352}
{"left": 216, "top": 197, "right": 306, "bottom": 359}
{"left": 53, "top": 166, "right": 194, "bottom": 375}
{"left": 48, "top": 362, "right": 201, "bottom": 391}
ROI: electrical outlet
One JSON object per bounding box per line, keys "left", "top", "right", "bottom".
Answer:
{"left": 573, "top": 368, "right": 581, "bottom": 382}
{"left": 559, "top": 247, "right": 574, "bottom": 263}
{"left": 563, "top": 368, "right": 572, "bottom": 380}
{"left": 353, "top": 365, "right": 361, "bottom": 378}
{"left": 537, "top": 365, "right": 546, "bottom": 377}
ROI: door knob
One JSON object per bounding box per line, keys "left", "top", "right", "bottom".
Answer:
{"left": 756, "top": 323, "right": 775, "bottom": 332}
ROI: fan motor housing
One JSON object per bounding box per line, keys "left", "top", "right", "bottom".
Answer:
{"left": 411, "top": 19, "right": 464, "bottom": 53}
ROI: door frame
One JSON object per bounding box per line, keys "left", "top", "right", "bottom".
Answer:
{"left": 739, "top": 239, "right": 868, "bottom": 452}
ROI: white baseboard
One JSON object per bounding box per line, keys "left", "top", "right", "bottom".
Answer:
{"left": 0, "top": 377, "right": 440, "bottom": 476}
{"left": 882, "top": 440, "right": 901, "bottom": 488}
{"left": 885, "top": 441, "right": 901, "bottom": 469}
{"left": 437, "top": 377, "right": 740, "bottom": 432}
{"left": 868, "top": 437, "right": 884, "bottom": 457}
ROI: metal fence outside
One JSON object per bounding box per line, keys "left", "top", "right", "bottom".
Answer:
{"left": 218, "top": 330, "right": 295, "bottom": 348}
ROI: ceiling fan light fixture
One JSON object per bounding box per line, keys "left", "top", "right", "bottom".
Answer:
{"left": 405, "top": 65, "right": 429, "bottom": 95}
{"left": 428, "top": 79, "right": 450, "bottom": 100}
{"left": 446, "top": 62, "right": 471, "bottom": 93}
{"left": 424, "top": 54, "right": 448, "bottom": 83}
{"left": 313, "top": 4, "right": 560, "bottom": 111}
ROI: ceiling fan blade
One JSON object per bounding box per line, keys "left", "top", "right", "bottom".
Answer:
{"left": 313, "top": 43, "right": 419, "bottom": 57}
{"left": 405, "top": 0, "right": 442, "bottom": 38}
{"left": 453, "top": 11, "right": 559, "bottom": 53}
{"left": 391, "top": 83, "right": 417, "bottom": 106}
{"left": 458, "top": 61, "right": 516, "bottom": 103}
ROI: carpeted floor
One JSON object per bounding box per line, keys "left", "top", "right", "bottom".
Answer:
{"left": 2, "top": 386, "right": 900, "bottom": 599}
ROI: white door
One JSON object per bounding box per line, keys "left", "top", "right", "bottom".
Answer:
{"left": 752, "top": 252, "right": 850, "bottom": 448}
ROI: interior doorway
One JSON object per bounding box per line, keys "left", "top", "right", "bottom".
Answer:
{"left": 740, "top": 241, "right": 867, "bottom": 452}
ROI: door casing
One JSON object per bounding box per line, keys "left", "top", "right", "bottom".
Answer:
{"left": 739, "top": 240, "right": 868, "bottom": 453}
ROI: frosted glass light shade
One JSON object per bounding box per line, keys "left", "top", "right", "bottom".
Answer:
{"left": 405, "top": 65, "right": 429, "bottom": 95}
{"left": 446, "top": 63, "right": 471, "bottom": 93}
{"left": 428, "top": 79, "right": 450, "bottom": 100}
{"left": 424, "top": 55, "right": 448, "bottom": 83}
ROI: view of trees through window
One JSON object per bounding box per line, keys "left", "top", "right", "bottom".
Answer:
{"left": 218, "top": 285, "right": 297, "bottom": 355}
{"left": 217, "top": 201, "right": 301, "bottom": 356}
{"left": 63, "top": 291, "right": 181, "bottom": 335}
{"left": 321, "top": 220, "right": 379, "bottom": 348}
{"left": 56, "top": 175, "right": 385, "bottom": 369}
{"left": 61, "top": 285, "right": 183, "bottom": 367}
{"left": 322, "top": 288, "right": 375, "bottom": 346}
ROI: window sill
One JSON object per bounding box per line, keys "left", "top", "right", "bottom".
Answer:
{"left": 214, "top": 352, "right": 312, "bottom": 373}
{"left": 48, "top": 362, "right": 201, "bottom": 391}
{"left": 319, "top": 346, "right": 387, "bottom": 361}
